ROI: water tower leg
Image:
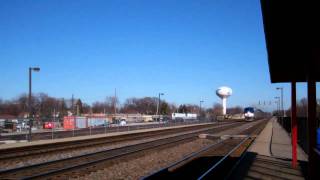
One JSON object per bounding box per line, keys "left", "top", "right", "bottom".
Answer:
{"left": 222, "top": 98, "right": 227, "bottom": 115}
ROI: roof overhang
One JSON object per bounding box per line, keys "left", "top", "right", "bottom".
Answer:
{"left": 260, "top": 0, "right": 320, "bottom": 83}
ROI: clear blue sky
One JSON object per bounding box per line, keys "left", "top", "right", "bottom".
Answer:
{"left": 0, "top": 0, "right": 318, "bottom": 110}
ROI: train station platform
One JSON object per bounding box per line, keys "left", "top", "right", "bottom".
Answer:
{"left": 229, "top": 118, "right": 308, "bottom": 179}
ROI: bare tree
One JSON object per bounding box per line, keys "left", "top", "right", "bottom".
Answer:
{"left": 121, "top": 97, "right": 158, "bottom": 114}
{"left": 177, "top": 104, "right": 200, "bottom": 114}
{"left": 227, "top": 106, "right": 243, "bottom": 114}
{"left": 160, "top": 101, "right": 170, "bottom": 115}
{"left": 212, "top": 103, "right": 223, "bottom": 116}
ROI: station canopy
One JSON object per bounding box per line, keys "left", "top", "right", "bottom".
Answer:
{"left": 260, "top": 1, "right": 320, "bottom": 83}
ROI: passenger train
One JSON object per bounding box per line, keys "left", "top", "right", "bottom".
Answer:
{"left": 243, "top": 107, "right": 270, "bottom": 121}
{"left": 244, "top": 107, "right": 255, "bottom": 121}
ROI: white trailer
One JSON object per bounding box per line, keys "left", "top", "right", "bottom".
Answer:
{"left": 172, "top": 113, "right": 197, "bottom": 121}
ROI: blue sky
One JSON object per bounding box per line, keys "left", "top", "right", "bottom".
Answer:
{"left": 0, "top": 0, "right": 318, "bottom": 110}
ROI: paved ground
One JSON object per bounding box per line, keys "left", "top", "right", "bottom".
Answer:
{"left": 229, "top": 153, "right": 306, "bottom": 180}
{"left": 230, "top": 117, "right": 308, "bottom": 180}
{"left": 249, "top": 118, "right": 308, "bottom": 161}
{"left": 248, "top": 119, "right": 273, "bottom": 156}
{"left": 271, "top": 118, "right": 308, "bottom": 161}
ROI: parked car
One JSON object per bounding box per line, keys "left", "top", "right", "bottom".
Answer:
{"left": 43, "top": 122, "right": 54, "bottom": 129}
{"left": 119, "top": 120, "right": 127, "bottom": 126}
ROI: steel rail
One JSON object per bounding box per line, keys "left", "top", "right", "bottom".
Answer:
{"left": 197, "top": 136, "right": 250, "bottom": 180}
{"left": 0, "top": 122, "right": 232, "bottom": 160}
{"left": 22, "top": 135, "right": 197, "bottom": 180}
{"left": 0, "top": 123, "right": 235, "bottom": 179}
{"left": 197, "top": 119, "right": 268, "bottom": 179}
{"left": 141, "top": 139, "right": 227, "bottom": 180}
{"left": 142, "top": 119, "right": 269, "bottom": 180}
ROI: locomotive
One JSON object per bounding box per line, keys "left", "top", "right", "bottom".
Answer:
{"left": 244, "top": 107, "right": 255, "bottom": 121}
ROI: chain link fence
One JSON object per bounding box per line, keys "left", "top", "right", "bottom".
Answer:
{"left": 0, "top": 117, "right": 215, "bottom": 142}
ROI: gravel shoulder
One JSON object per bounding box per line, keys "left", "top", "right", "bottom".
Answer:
{"left": 0, "top": 127, "right": 215, "bottom": 170}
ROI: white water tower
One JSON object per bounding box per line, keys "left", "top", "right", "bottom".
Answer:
{"left": 216, "top": 86, "right": 233, "bottom": 115}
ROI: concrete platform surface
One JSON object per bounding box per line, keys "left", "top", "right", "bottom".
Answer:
{"left": 248, "top": 118, "right": 273, "bottom": 156}
{"left": 271, "top": 118, "right": 308, "bottom": 161}
{"left": 230, "top": 117, "right": 308, "bottom": 180}
{"left": 249, "top": 118, "right": 308, "bottom": 161}
{"left": 229, "top": 154, "right": 307, "bottom": 180}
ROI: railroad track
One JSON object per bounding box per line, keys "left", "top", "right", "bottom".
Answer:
{"left": 0, "top": 122, "right": 243, "bottom": 164}
{"left": 0, "top": 122, "right": 236, "bottom": 161}
{"left": 0, "top": 121, "right": 251, "bottom": 179}
{"left": 143, "top": 119, "right": 269, "bottom": 180}
{"left": 0, "top": 121, "right": 218, "bottom": 141}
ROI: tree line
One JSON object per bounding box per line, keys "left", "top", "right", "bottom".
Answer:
{"left": 0, "top": 93, "right": 219, "bottom": 118}
{"left": 0, "top": 93, "right": 276, "bottom": 119}
{"left": 283, "top": 98, "right": 320, "bottom": 117}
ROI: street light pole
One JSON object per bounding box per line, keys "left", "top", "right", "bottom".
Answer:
{"left": 114, "top": 88, "right": 117, "bottom": 116}
{"left": 276, "top": 87, "right": 285, "bottom": 116}
{"left": 28, "top": 68, "right": 32, "bottom": 141}
{"left": 28, "top": 67, "right": 40, "bottom": 142}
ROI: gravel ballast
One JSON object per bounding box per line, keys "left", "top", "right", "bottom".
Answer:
{"left": 0, "top": 129, "right": 212, "bottom": 170}
{"left": 73, "top": 138, "right": 215, "bottom": 180}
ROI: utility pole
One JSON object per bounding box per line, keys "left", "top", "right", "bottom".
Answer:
{"left": 156, "top": 93, "right": 164, "bottom": 121}
{"left": 71, "top": 94, "right": 74, "bottom": 115}
{"left": 199, "top": 100, "right": 204, "bottom": 120}
{"left": 61, "top": 98, "right": 65, "bottom": 116}
{"left": 52, "top": 108, "right": 55, "bottom": 139}
{"left": 76, "top": 104, "right": 79, "bottom": 116}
